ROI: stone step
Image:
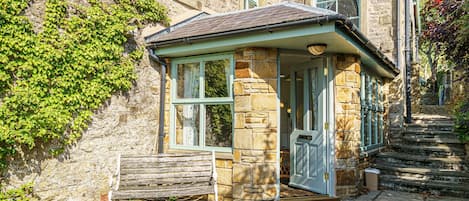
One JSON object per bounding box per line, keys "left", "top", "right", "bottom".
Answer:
{"left": 391, "top": 144, "right": 466, "bottom": 157}
{"left": 412, "top": 113, "right": 453, "bottom": 120}
{"left": 403, "top": 127, "right": 454, "bottom": 134}
{"left": 375, "top": 165, "right": 469, "bottom": 183}
{"left": 379, "top": 175, "right": 469, "bottom": 198}
{"left": 406, "top": 123, "right": 454, "bottom": 131}
{"left": 377, "top": 152, "right": 467, "bottom": 170}
{"left": 402, "top": 136, "right": 462, "bottom": 144}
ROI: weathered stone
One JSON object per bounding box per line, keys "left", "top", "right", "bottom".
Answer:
{"left": 336, "top": 70, "right": 346, "bottom": 86}
{"left": 234, "top": 82, "right": 245, "bottom": 96}
{"left": 252, "top": 61, "right": 277, "bottom": 79}
{"left": 253, "top": 132, "right": 277, "bottom": 150}
{"left": 235, "top": 113, "right": 245, "bottom": 129}
{"left": 236, "top": 68, "right": 251, "bottom": 78}
{"left": 234, "top": 95, "right": 251, "bottom": 112}
{"left": 336, "top": 169, "right": 357, "bottom": 185}
{"left": 218, "top": 168, "right": 233, "bottom": 185}
{"left": 337, "top": 87, "right": 353, "bottom": 103}
{"left": 234, "top": 129, "right": 253, "bottom": 149}
{"left": 253, "top": 164, "right": 276, "bottom": 184}
{"left": 251, "top": 94, "right": 277, "bottom": 111}
{"left": 233, "top": 164, "right": 252, "bottom": 183}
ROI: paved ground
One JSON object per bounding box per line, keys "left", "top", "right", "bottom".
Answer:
{"left": 343, "top": 190, "right": 468, "bottom": 201}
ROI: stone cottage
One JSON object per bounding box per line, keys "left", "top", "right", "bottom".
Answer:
{"left": 4, "top": 0, "right": 417, "bottom": 200}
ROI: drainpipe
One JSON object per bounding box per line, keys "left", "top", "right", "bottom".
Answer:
{"left": 397, "top": 0, "right": 401, "bottom": 70}
{"left": 148, "top": 48, "right": 167, "bottom": 154}
{"left": 405, "top": 0, "right": 412, "bottom": 123}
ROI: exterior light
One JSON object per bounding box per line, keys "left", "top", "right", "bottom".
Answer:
{"left": 307, "top": 44, "right": 327, "bottom": 55}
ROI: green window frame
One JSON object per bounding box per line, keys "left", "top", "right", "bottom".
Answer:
{"left": 316, "top": 0, "right": 360, "bottom": 27}
{"left": 169, "top": 53, "right": 234, "bottom": 152}
{"left": 360, "top": 71, "right": 384, "bottom": 151}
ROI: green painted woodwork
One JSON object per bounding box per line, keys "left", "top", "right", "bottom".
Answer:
{"left": 154, "top": 24, "right": 335, "bottom": 56}
{"left": 169, "top": 53, "right": 234, "bottom": 152}
{"left": 360, "top": 72, "right": 384, "bottom": 151}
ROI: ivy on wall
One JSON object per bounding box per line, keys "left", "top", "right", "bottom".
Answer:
{"left": 0, "top": 0, "right": 169, "bottom": 170}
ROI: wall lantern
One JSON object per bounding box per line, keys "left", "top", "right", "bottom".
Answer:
{"left": 307, "top": 44, "right": 327, "bottom": 55}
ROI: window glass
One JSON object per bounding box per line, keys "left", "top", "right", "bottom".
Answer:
{"left": 338, "top": 0, "right": 359, "bottom": 18}
{"left": 172, "top": 54, "right": 233, "bottom": 151}
{"left": 308, "top": 68, "right": 318, "bottom": 130}
{"left": 245, "top": 0, "right": 258, "bottom": 9}
{"left": 317, "top": 0, "right": 360, "bottom": 27}
{"left": 205, "top": 104, "right": 233, "bottom": 147}
{"left": 177, "top": 63, "right": 200, "bottom": 98}
{"left": 295, "top": 72, "right": 304, "bottom": 130}
{"left": 205, "top": 59, "right": 230, "bottom": 98}
{"left": 360, "top": 73, "right": 384, "bottom": 151}
{"left": 175, "top": 104, "right": 200, "bottom": 146}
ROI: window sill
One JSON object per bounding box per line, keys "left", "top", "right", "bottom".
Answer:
{"left": 166, "top": 148, "right": 233, "bottom": 160}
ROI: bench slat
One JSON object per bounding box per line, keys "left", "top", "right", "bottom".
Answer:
{"left": 119, "top": 175, "right": 212, "bottom": 186}
{"left": 121, "top": 171, "right": 212, "bottom": 180}
{"left": 120, "top": 155, "right": 212, "bottom": 163}
{"left": 120, "top": 152, "right": 211, "bottom": 158}
{"left": 118, "top": 182, "right": 212, "bottom": 191}
{"left": 112, "top": 186, "right": 214, "bottom": 199}
{"left": 120, "top": 165, "right": 212, "bottom": 175}
{"left": 111, "top": 152, "right": 217, "bottom": 200}
{"left": 120, "top": 161, "right": 211, "bottom": 169}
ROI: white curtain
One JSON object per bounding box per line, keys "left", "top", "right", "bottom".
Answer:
{"left": 183, "top": 65, "right": 199, "bottom": 145}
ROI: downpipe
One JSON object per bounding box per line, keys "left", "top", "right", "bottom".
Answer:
{"left": 148, "top": 48, "right": 167, "bottom": 154}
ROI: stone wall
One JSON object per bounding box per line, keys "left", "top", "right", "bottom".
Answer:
{"left": 333, "top": 55, "right": 362, "bottom": 197}
{"left": 365, "top": 0, "right": 397, "bottom": 60}
{"left": 232, "top": 48, "right": 278, "bottom": 200}
{"left": 2, "top": 0, "right": 233, "bottom": 200}
{"left": 5, "top": 35, "right": 161, "bottom": 200}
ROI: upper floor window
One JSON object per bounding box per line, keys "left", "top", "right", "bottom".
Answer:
{"left": 170, "top": 53, "right": 234, "bottom": 152}
{"left": 316, "top": 0, "right": 360, "bottom": 27}
{"left": 245, "top": 0, "right": 259, "bottom": 9}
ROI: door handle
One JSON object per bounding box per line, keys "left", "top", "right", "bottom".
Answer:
{"left": 298, "top": 135, "right": 312, "bottom": 141}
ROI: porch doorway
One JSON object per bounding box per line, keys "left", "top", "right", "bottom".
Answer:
{"left": 279, "top": 52, "right": 328, "bottom": 195}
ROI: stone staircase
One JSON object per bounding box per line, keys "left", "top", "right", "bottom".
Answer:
{"left": 376, "top": 113, "right": 469, "bottom": 197}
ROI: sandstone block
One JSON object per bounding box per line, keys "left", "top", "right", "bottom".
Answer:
{"left": 252, "top": 61, "right": 277, "bottom": 79}
{"left": 251, "top": 94, "right": 277, "bottom": 111}
{"left": 233, "top": 164, "right": 252, "bottom": 183}
{"left": 234, "top": 82, "right": 244, "bottom": 96}
{"left": 217, "top": 168, "right": 233, "bottom": 185}
{"left": 234, "top": 129, "right": 252, "bottom": 149}
{"left": 253, "top": 132, "right": 277, "bottom": 150}
{"left": 235, "top": 68, "right": 251, "bottom": 78}
{"left": 336, "top": 87, "right": 353, "bottom": 103}
{"left": 253, "top": 164, "right": 276, "bottom": 184}
{"left": 233, "top": 149, "right": 242, "bottom": 162}
{"left": 234, "top": 96, "right": 251, "bottom": 112}
{"left": 235, "top": 113, "right": 245, "bottom": 129}
{"left": 336, "top": 70, "right": 346, "bottom": 86}
{"left": 336, "top": 169, "right": 357, "bottom": 186}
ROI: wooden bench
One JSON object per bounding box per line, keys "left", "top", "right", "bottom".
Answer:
{"left": 109, "top": 151, "right": 218, "bottom": 201}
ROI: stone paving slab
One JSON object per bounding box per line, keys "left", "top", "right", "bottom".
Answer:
{"left": 343, "top": 190, "right": 468, "bottom": 201}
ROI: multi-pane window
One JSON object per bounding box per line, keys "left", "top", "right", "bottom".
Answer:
{"left": 170, "top": 54, "right": 234, "bottom": 151}
{"left": 360, "top": 72, "right": 384, "bottom": 151}
{"left": 245, "top": 0, "right": 259, "bottom": 9}
{"left": 316, "top": 0, "right": 360, "bottom": 27}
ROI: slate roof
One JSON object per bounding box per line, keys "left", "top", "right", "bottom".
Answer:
{"left": 146, "top": 2, "right": 399, "bottom": 76}
{"left": 146, "top": 3, "right": 337, "bottom": 44}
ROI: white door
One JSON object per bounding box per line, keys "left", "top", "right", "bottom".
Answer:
{"left": 289, "top": 58, "right": 327, "bottom": 194}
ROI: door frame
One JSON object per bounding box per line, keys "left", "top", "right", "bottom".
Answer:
{"left": 275, "top": 50, "right": 336, "bottom": 198}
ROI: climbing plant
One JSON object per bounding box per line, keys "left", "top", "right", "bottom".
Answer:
{"left": 0, "top": 0, "right": 168, "bottom": 170}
